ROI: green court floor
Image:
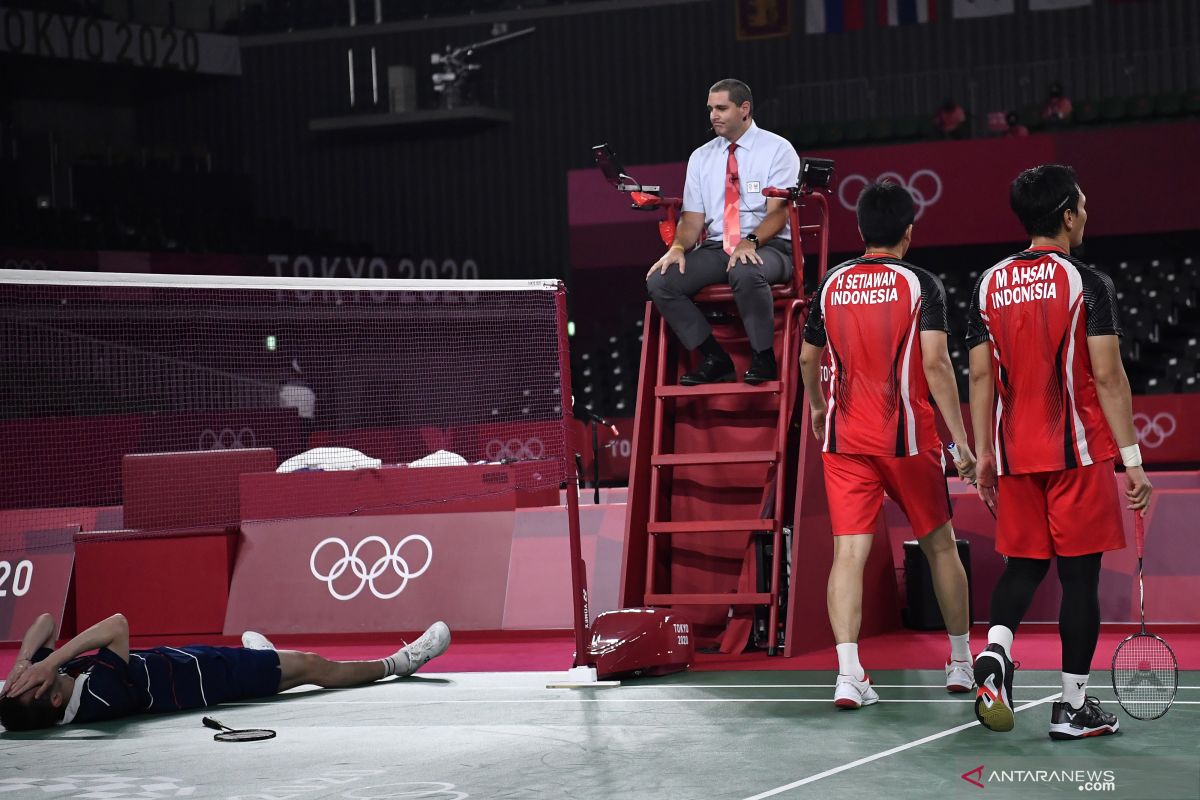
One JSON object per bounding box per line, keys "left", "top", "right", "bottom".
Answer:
{"left": 2, "top": 670, "right": 1197, "bottom": 800}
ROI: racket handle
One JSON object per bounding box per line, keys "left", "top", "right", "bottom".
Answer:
{"left": 1134, "top": 511, "right": 1145, "bottom": 559}
{"left": 203, "top": 716, "right": 228, "bottom": 731}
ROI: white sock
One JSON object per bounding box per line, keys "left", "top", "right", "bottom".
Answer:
{"left": 948, "top": 633, "right": 971, "bottom": 663}
{"left": 1062, "top": 672, "right": 1088, "bottom": 708}
{"left": 986, "top": 625, "right": 1014, "bottom": 658}
{"left": 381, "top": 650, "right": 412, "bottom": 678}
{"left": 836, "top": 643, "right": 865, "bottom": 680}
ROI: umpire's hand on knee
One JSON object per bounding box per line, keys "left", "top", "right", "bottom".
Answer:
{"left": 648, "top": 248, "right": 686, "bottom": 278}
{"left": 726, "top": 240, "right": 763, "bottom": 270}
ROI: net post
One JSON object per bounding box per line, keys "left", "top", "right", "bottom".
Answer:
{"left": 555, "top": 284, "right": 592, "bottom": 668}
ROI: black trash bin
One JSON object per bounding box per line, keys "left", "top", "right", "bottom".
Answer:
{"left": 902, "top": 538, "right": 973, "bottom": 630}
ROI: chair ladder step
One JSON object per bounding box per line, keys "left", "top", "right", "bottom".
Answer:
{"left": 656, "top": 382, "right": 782, "bottom": 398}
{"left": 652, "top": 450, "right": 777, "bottom": 467}
{"left": 647, "top": 519, "right": 781, "bottom": 535}
{"left": 645, "top": 592, "right": 773, "bottom": 605}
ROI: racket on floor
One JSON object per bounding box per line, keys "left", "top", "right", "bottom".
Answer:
{"left": 1111, "top": 512, "right": 1178, "bottom": 720}
{"left": 203, "top": 716, "right": 276, "bottom": 742}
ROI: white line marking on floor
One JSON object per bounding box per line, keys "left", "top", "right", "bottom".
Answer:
{"left": 737, "top": 692, "right": 1062, "bottom": 800}
{"left": 232, "top": 698, "right": 982, "bottom": 705}
{"left": 564, "top": 683, "right": 1200, "bottom": 690}
{"left": 229, "top": 695, "right": 1195, "bottom": 710}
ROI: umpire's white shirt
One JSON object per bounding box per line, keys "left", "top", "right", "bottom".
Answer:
{"left": 682, "top": 121, "right": 801, "bottom": 243}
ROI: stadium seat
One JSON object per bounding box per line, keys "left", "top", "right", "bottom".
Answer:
{"left": 1183, "top": 89, "right": 1200, "bottom": 115}
{"left": 1100, "top": 97, "right": 1129, "bottom": 122}
{"left": 845, "top": 120, "right": 869, "bottom": 143}
{"left": 907, "top": 114, "right": 931, "bottom": 139}
{"left": 1154, "top": 91, "right": 1183, "bottom": 117}
{"left": 1129, "top": 94, "right": 1154, "bottom": 119}
{"left": 1124, "top": 305, "right": 1155, "bottom": 344}
{"left": 1074, "top": 99, "right": 1101, "bottom": 124}
{"left": 1145, "top": 290, "right": 1179, "bottom": 325}
{"left": 820, "top": 122, "right": 846, "bottom": 145}
{"left": 1144, "top": 376, "right": 1171, "bottom": 394}
{"left": 892, "top": 115, "right": 918, "bottom": 139}
{"left": 1020, "top": 103, "right": 1046, "bottom": 130}
{"left": 796, "top": 124, "right": 821, "bottom": 149}
{"left": 868, "top": 118, "right": 893, "bottom": 141}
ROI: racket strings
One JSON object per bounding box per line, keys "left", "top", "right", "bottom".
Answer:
{"left": 214, "top": 729, "right": 276, "bottom": 742}
{"left": 1112, "top": 633, "right": 1178, "bottom": 720}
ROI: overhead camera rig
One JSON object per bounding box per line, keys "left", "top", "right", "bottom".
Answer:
{"left": 430, "top": 27, "right": 535, "bottom": 109}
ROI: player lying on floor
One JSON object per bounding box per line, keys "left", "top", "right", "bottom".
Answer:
{"left": 0, "top": 612, "right": 450, "bottom": 732}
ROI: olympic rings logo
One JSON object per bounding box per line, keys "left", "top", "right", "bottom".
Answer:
{"left": 309, "top": 535, "right": 433, "bottom": 601}
{"left": 484, "top": 436, "right": 544, "bottom": 461}
{"left": 198, "top": 427, "right": 257, "bottom": 450}
{"left": 838, "top": 170, "right": 944, "bottom": 220}
{"left": 1133, "top": 412, "right": 1177, "bottom": 448}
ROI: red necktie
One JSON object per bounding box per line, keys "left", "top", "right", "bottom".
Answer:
{"left": 723, "top": 143, "right": 740, "bottom": 255}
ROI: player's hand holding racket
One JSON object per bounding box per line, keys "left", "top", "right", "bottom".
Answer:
{"left": 946, "top": 441, "right": 977, "bottom": 484}
{"left": 1111, "top": 511, "right": 1177, "bottom": 720}
{"left": 1122, "top": 465, "right": 1153, "bottom": 511}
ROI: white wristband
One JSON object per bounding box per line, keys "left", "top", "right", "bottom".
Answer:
{"left": 1120, "top": 443, "right": 1143, "bottom": 468}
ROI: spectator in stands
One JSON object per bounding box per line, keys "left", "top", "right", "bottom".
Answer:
{"left": 1, "top": 612, "right": 450, "bottom": 731}
{"left": 646, "top": 78, "right": 800, "bottom": 385}
{"left": 1004, "top": 111, "right": 1029, "bottom": 137}
{"left": 933, "top": 99, "right": 967, "bottom": 139}
{"left": 798, "top": 181, "right": 978, "bottom": 709}
{"left": 966, "top": 164, "right": 1152, "bottom": 741}
{"left": 1042, "top": 82, "right": 1073, "bottom": 125}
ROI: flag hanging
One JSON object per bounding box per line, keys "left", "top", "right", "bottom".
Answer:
{"left": 879, "top": 0, "right": 936, "bottom": 26}
{"left": 736, "top": 0, "right": 791, "bottom": 40}
{"left": 952, "top": 0, "right": 1015, "bottom": 18}
{"left": 806, "top": 0, "right": 867, "bottom": 33}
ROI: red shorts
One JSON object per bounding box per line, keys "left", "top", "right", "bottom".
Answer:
{"left": 996, "top": 459, "right": 1125, "bottom": 558}
{"left": 823, "top": 448, "right": 951, "bottom": 537}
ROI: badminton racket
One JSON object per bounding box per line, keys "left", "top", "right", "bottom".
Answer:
{"left": 202, "top": 716, "right": 276, "bottom": 742}
{"left": 1110, "top": 512, "right": 1177, "bottom": 720}
{"left": 947, "top": 443, "right": 996, "bottom": 520}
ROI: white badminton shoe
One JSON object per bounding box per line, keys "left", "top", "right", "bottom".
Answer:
{"left": 833, "top": 673, "right": 879, "bottom": 709}
{"left": 241, "top": 631, "right": 277, "bottom": 651}
{"left": 389, "top": 621, "right": 452, "bottom": 678}
{"left": 945, "top": 660, "right": 975, "bottom": 693}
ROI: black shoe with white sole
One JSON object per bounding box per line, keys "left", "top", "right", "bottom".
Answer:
{"left": 1048, "top": 696, "right": 1120, "bottom": 740}
{"left": 974, "top": 643, "right": 1016, "bottom": 732}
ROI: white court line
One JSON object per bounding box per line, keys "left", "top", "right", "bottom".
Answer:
{"left": 553, "top": 683, "right": 1200, "bottom": 690}
{"left": 739, "top": 692, "right": 1062, "bottom": 800}
{"left": 231, "top": 697, "right": 1200, "bottom": 706}
{"left": 231, "top": 698, "right": 984, "bottom": 705}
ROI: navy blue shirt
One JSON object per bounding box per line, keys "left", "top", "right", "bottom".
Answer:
{"left": 33, "top": 644, "right": 280, "bottom": 724}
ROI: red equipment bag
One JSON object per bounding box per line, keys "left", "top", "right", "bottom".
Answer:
{"left": 587, "top": 608, "right": 694, "bottom": 680}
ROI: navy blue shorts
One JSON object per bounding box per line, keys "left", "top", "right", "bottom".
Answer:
{"left": 178, "top": 645, "right": 282, "bottom": 705}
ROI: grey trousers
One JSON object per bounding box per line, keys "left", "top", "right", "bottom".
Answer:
{"left": 646, "top": 239, "right": 792, "bottom": 352}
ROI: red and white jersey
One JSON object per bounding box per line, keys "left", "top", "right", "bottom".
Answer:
{"left": 803, "top": 255, "right": 949, "bottom": 457}
{"left": 966, "top": 246, "right": 1121, "bottom": 476}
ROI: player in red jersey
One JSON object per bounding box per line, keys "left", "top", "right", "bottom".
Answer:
{"left": 800, "top": 181, "right": 977, "bottom": 709}
{"left": 966, "top": 164, "right": 1152, "bottom": 740}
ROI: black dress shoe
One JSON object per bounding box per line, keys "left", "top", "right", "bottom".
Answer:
{"left": 680, "top": 353, "right": 735, "bottom": 386}
{"left": 744, "top": 353, "right": 778, "bottom": 385}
